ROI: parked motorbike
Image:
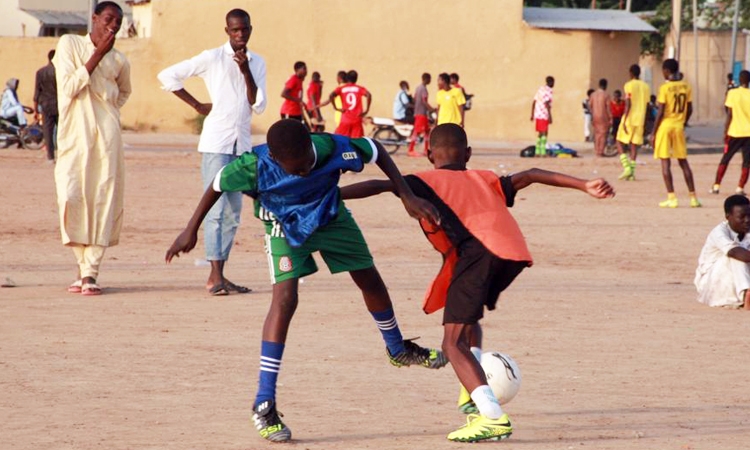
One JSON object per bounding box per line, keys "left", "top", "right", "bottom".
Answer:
{"left": 0, "top": 106, "right": 44, "bottom": 150}
{"left": 369, "top": 117, "right": 414, "bottom": 154}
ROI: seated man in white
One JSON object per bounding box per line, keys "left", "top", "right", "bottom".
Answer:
{"left": 695, "top": 194, "right": 750, "bottom": 309}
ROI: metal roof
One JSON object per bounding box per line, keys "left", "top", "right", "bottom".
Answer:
{"left": 523, "top": 7, "right": 657, "bottom": 33}
{"left": 22, "top": 9, "right": 88, "bottom": 27}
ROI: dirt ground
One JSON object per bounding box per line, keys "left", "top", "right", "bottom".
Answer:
{"left": 2, "top": 141, "right": 749, "bottom": 450}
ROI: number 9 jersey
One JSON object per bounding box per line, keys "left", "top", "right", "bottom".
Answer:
{"left": 657, "top": 80, "right": 692, "bottom": 128}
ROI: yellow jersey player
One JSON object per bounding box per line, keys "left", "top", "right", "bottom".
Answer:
{"left": 616, "top": 64, "right": 650, "bottom": 181}
{"left": 652, "top": 58, "right": 701, "bottom": 208}
{"left": 711, "top": 70, "right": 750, "bottom": 196}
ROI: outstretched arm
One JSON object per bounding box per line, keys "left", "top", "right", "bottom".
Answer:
{"left": 165, "top": 187, "right": 222, "bottom": 262}
{"left": 340, "top": 179, "right": 395, "bottom": 200}
{"left": 372, "top": 140, "right": 439, "bottom": 224}
{"left": 510, "top": 168, "right": 615, "bottom": 199}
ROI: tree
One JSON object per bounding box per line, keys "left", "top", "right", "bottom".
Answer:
{"left": 639, "top": 0, "right": 750, "bottom": 56}
{"left": 524, "top": 0, "right": 664, "bottom": 10}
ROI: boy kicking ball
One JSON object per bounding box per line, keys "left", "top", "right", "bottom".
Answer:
{"left": 341, "top": 123, "right": 615, "bottom": 442}
{"left": 166, "top": 119, "right": 447, "bottom": 443}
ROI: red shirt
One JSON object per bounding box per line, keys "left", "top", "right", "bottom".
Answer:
{"left": 281, "top": 75, "right": 304, "bottom": 116}
{"left": 306, "top": 80, "right": 322, "bottom": 111}
{"left": 334, "top": 83, "right": 369, "bottom": 123}
{"left": 610, "top": 100, "right": 625, "bottom": 119}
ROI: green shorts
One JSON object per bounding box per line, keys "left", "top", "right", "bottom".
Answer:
{"left": 263, "top": 205, "right": 374, "bottom": 284}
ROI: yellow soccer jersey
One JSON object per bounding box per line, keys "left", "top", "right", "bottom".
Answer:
{"left": 657, "top": 80, "right": 692, "bottom": 128}
{"left": 725, "top": 87, "right": 750, "bottom": 138}
{"left": 623, "top": 79, "right": 650, "bottom": 126}
{"left": 436, "top": 87, "right": 466, "bottom": 125}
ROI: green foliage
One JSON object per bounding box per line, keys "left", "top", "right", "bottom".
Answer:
{"left": 524, "top": 0, "right": 750, "bottom": 56}
{"left": 524, "top": 0, "right": 664, "bottom": 11}
{"left": 638, "top": 0, "right": 750, "bottom": 56}
{"left": 641, "top": 1, "right": 671, "bottom": 56}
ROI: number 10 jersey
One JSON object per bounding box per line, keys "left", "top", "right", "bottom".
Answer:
{"left": 657, "top": 80, "right": 692, "bottom": 128}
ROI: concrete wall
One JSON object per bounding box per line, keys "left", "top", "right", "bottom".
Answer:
{"left": 0, "top": 1, "right": 42, "bottom": 37}
{"left": 131, "top": 3, "right": 152, "bottom": 38}
{"left": 0, "top": 0, "right": 647, "bottom": 142}
{"left": 678, "top": 30, "right": 747, "bottom": 123}
{"left": 590, "top": 31, "right": 643, "bottom": 95}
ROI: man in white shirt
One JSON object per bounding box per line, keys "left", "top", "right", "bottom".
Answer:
{"left": 695, "top": 194, "right": 750, "bottom": 309}
{"left": 158, "top": 8, "right": 266, "bottom": 295}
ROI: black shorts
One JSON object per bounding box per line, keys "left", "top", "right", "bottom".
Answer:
{"left": 725, "top": 137, "right": 750, "bottom": 168}
{"left": 443, "top": 239, "right": 529, "bottom": 325}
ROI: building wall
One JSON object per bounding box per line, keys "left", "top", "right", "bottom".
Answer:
{"left": 131, "top": 3, "right": 151, "bottom": 38}
{"left": 19, "top": 0, "right": 90, "bottom": 11}
{"left": 590, "top": 31, "right": 643, "bottom": 96}
{"left": 0, "top": 0, "right": 646, "bottom": 142}
{"left": 0, "top": 1, "right": 42, "bottom": 37}
{"left": 678, "top": 30, "right": 747, "bottom": 123}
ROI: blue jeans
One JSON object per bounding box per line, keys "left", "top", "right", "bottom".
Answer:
{"left": 201, "top": 151, "right": 243, "bottom": 261}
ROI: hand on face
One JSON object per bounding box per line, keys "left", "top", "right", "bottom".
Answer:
{"left": 233, "top": 49, "right": 250, "bottom": 74}
{"left": 92, "top": 6, "right": 122, "bottom": 54}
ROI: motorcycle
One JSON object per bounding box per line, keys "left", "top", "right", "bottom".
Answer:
{"left": 0, "top": 106, "right": 44, "bottom": 150}
{"left": 369, "top": 117, "right": 415, "bottom": 154}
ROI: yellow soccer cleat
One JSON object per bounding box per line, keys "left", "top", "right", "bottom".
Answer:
{"left": 690, "top": 197, "right": 702, "bottom": 208}
{"left": 617, "top": 168, "right": 632, "bottom": 180}
{"left": 457, "top": 385, "right": 478, "bottom": 414}
{"left": 447, "top": 413, "right": 513, "bottom": 443}
{"left": 659, "top": 198, "right": 678, "bottom": 208}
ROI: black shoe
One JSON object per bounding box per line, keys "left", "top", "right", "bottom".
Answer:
{"left": 252, "top": 399, "right": 291, "bottom": 442}
{"left": 387, "top": 338, "right": 448, "bottom": 369}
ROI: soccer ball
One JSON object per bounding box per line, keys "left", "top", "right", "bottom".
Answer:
{"left": 480, "top": 352, "right": 522, "bottom": 405}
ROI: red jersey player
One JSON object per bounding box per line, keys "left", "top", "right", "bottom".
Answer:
{"left": 306, "top": 71, "right": 324, "bottom": 132}
{"left": 280, "top": 61, "right": 307, "bottom": 121}
{"left": 329, "top": 70, "right": 371, "bottom": 138}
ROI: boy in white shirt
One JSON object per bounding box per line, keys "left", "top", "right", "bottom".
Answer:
{"left": 695, "top": 194, "right": 750, "bottom": 309}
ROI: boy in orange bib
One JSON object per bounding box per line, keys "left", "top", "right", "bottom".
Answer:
{"left": 341, "top": 123, "right": 614, "bottom": 442}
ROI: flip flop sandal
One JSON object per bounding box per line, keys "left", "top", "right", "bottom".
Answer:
{"left": 81, "top": 283, "right": 102, "bottom": 296}
{"left": 225, "top": 281, "right": 252, "bottom": 294}
{"left": 208, "top": 284, "right": 230, "bottom": 296}
{"left": 68, "top": 280, "right": 83, "bottom": 293}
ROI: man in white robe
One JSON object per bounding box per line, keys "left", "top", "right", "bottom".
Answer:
{"left": 53, "top": 1, "right": 131, "bottom": 295}
{"left": 695, "top": 194, "right": 750, "bottom": 309}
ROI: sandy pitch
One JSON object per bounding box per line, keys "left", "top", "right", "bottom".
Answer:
{"left": 1, "top": 143, "right": 749, "bottom": 450}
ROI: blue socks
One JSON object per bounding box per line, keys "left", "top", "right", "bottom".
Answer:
{"left": 254, "top": 309, "right": 404, "bottom": 406}
{"left": 255, "top": 340, "right": 285, "bottom": 405}
{"left": 371, "top": 308, "right": 405, "bottom": 355}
